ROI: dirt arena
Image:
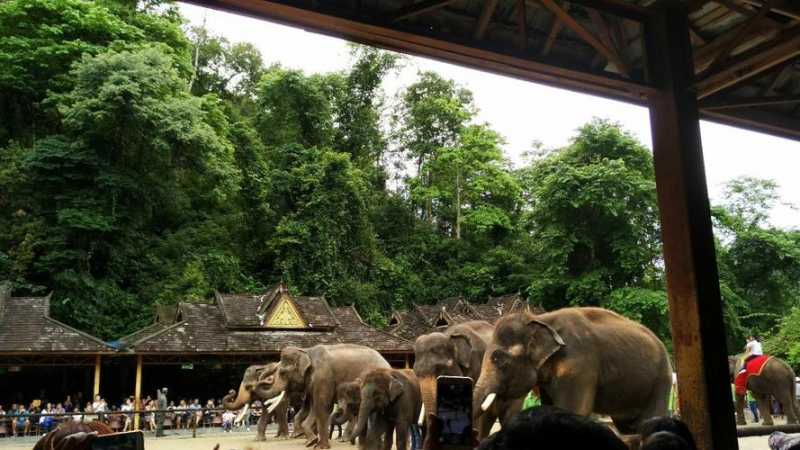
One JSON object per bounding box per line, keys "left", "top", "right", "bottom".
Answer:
{"left": 0, "top": 431, "right": 772, "bottom": 450}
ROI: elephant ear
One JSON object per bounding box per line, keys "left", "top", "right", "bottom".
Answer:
{"left": 449, "top": 333, "right": 474, "bottom": 370}
{"left": 297, "top": 350, "right": 312, "bottom": 377}
{"left": 526, "top": 319, "right": 566, "bottom": 370}
{"left": 389, "top": 374, "right": 405, "bottom": 401}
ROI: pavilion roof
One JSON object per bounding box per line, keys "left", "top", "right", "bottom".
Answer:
{"left": 208, "top": 0, "right": 800, "bottom": 141}
{"left": 386, "top": 293, "right": 533, "bottom": 341}
{"left": 126, "top": 284, "right": 412, "bottom": 354}
{"left": 0, "top": 292, "right": 110, "bottom": 354}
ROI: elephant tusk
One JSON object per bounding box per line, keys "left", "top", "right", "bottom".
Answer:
{"left": 418, "top": 403, "right": 425, "bottom": 426}
{"left": 481, "top": 393, "right": 496, "bottom": 412}
{"left": 266, "top": 391, "right": 286, "bottom": 414}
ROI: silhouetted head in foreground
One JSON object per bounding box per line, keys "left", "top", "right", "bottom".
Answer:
{"left": 639, "top": 417, "right": 696, "bottom": 450}
{"left": 478, "top": 406, "right": 626, "bottom": 450}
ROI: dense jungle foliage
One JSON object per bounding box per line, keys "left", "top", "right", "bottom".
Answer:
{"left": 0, "top": 0, "right": 798, "bottom": 364}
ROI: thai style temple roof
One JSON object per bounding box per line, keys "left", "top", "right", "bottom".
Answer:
{"left": 386, "top": 293, "right": 537, "bottom": 341}
{"left": 124, "top": 283, "right": 412, "bottom": 354}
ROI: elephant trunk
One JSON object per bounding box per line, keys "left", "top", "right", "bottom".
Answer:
{"left": 223, "top": 383, "right": 251, "bottom": 411}
{"left": 473, "top": 367, "right": 499, "bottom": 423}
{"left": 352, "top": 397, "right": 372, "bottom": 440}
{"left": 419, "top": 376, "right": 437, "bottom": 425}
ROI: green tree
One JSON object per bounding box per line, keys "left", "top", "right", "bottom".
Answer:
{"left": 518, "top": 119, "right": 661, "bottom": 309}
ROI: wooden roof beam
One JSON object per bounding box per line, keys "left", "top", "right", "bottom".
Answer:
{"left": 702, "top": 0, "right": 773, "bottom": 75}
{"left": 760, "top": 59, "right": 795, "bottom": 96}
{"left": 741, "top": 0, "right": 800, "bottom": 22}
{"left": 516, "top": 0, "right": 527, "bottom": 50}
{"left": 696, "top": 26, "right": 800, "bottom": 98}
{"left": 700, "top": 94, "right": 800, "bottom": 110}
{"left": 392, "top": 0, "right": 458, "bottom": 22}
{"left": 540, "top": 1, "right": 569, "bottom": 56}
{"left": 588, "top": 10, "right": 628, "bottom": 68}
{"left": 474, "top": 0, "right": 500, "bottom": 40}
{"left": 536, "top": 0, "right": 630, "bottom": 76}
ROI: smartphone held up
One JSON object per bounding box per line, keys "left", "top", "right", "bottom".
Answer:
{"left": 435, "top": 376, "right": 474, "bottom": 450}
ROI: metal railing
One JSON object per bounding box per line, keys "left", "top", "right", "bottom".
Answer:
{"left": 0, "top": 407, "right": 268, "bottom": 439}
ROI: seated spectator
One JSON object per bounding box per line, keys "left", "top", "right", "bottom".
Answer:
{"left": 222, "top": 410, "right": 236, "bottom": 433}
{"left": 63, "top": 396, "right": 74, "bottom": 413}
{"left": 12, "top": 404, "right": 30, "bottom": 436}
{"left": 83, "top": 402, "right": 97, "bottom": 422}
{"left": 145, "top": 400, "right": 156, "bottom": 431}
{"left": 638, "top": 416, "right": 697, "bottom": 450}
{"left": 120, "top": 398, "right": 134, "bottom": 431}
{"left": 176, "top": 399, "right": 189, "bottom": 429}
{"left": 39, "top": 403, "right": 56, "bottom": 432}
{"left": 475, "top": 406, "right": 626, "bottom": 450}
{"left": 72, "top": 405, "right": 84, "bottom": 423}
{"left": 0, "top": 404, "right": 6, "bottom": 416}
{"left": 189, "top": 398, "right": 202, "bottom": 427}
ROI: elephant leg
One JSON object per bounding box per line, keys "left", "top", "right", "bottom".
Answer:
{"left": 293, "top": 405, "right": 311, "bottom": 438}
{"left": 255, "top": 413, "right": 268, "bottom": 441}
{"left": 552, "top": 378, "right": 596, "bottom": 417}
{"left": 383, "top": 422, "right": 394, "bottom": 450}
{"left": 734, "top": 394, "right": 747, "bottom": 425}
{"left": 395, "top": 421, "right": 409, "bottom": 450}
{"left": 275, "top": 401, "right": 290, "bottom": 438}
{"left": 779, "top": 386, "right": 799, "bottom": 424}
{"left": 344, "top": 415, "right": 356, "bottom": 442}
{"left": 302, "top": 411, "right": 317, "bottom": 443}
{"left": 756, "top": 394, "right": 773, "bottom": 426}
{"left": 312, "top": 396, "right": 333, "bottom": 449}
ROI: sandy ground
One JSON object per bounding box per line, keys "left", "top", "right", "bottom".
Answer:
{"left": 0, "top": 425, "right": 772, "bottom": 450}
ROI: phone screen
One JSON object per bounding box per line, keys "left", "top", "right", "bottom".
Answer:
{"left": 436, "top": 376, "right": 473, "bottom": 448}
{"left": 90, "top": 431, "right": 144, "bottom": 450}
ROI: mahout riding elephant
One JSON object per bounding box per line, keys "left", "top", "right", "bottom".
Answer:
{"left": 413, "top": 320, "right": 522, "bottom": 438}
{"left": 352, "top": 368, "right": 421, "bottom": 450}
{"left": 728, "top": 354, "right": 799, "bottom": 425}
{"left": 253, "top": 344, "right": 391, "bottom": 449}
{"left": 223, "top": 363, "right": 293, "bottom": 440}
{"left": 329, "top": 380, "right": 361, "bottom": 443}
{"left": 473, "top": 308, "right": 672, "bottom": 434}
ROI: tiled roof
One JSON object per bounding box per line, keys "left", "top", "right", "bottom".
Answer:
{"left": 128, "top": 285, "right": 412, "bottom": 354}
{"left": 386, "top": 293, "right": 533, "bottom": 341}
{"left": 0, "top": 294, "right": 110, "bottom": 353}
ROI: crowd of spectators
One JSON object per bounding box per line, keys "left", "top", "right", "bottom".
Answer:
{"left": 0, "top": 392, "right": 262, "bottom": 438}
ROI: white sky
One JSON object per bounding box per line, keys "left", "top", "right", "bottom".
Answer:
{"left": 179, "top": 3, "right": 799, "bottom": 229}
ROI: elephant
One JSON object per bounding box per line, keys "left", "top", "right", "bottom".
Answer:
{"left": 223, "top": 363, "right": 290, "bottom": 440}
{"left": 413, "top": 320, "right": 522, "bottom": 438}
{"left": 728, "top": 354, "right": 799, "bottom": 425}
{"left": 473, "top": 307, "right": 672, "bottom": 434}
{"left": 352, "top": 368, "right": 421, "bottom": 450}
{"left": 253, "top": 344, "right": 391, "bottom": 449}
{"left": 329, "top": 380, "right": 362, "bottom": 443}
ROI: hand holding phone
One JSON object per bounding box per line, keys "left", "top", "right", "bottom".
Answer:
{"left": 434, "top": 376, "right": 475, "bottom": 450}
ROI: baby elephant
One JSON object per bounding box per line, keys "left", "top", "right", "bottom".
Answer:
{"left": 352, "top": 369, "right": 421, "bottom": 450}
{"left": 330, "top": 380, "right": 362, "bottom": 443}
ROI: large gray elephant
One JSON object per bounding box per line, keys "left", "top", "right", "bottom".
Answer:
{"left": 222, "top": 363, "right": 289, "bottom": 440}
{"left": 253, "top": 344, "right": 391, "bottom": 449}
{"left": 352, "top": 368, "right": 421, "bottom": 450}
{"left": 413, "top": 320, "right": 522, "bottom": 438}
{"left": 729, "top": 354, "right": 799, "bottom": 425}
{"left": 474, "top": 308, "right": 672, "bottom": 434}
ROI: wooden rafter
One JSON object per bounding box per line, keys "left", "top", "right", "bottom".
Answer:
{"left": 588, "top": 9, "right": 626, "bottom": 69}
{"left": 714, "top": 0, "right": 782, "bottom": 28}
{"left": 702, "top": 0, "right": 773, "bottom": 75}
{"left": 392, "top": 0, "right": 458, "bottom": 22}
{"left": 696, "top": 26, "right": 800, "bottom": 98}
{"left": 760, "top": 60, "right": 795, "bottom": 96}
{"left": 516, "top": 0, "right": 527, "bottom": 50}
{"left": 741, "top": 0, "right": 800, "bottom": 22}
{"left": 474, "top": 0, "right": 500, "bottom": 40}
{"left": 541, "top": 1, "right": 569, "bottom": 56}
{"left": 693, "top": 20, "right": 779, "bottom": 70}
{"left": 700, "top": 94, "right": 800, "bottom": 110}
{"left": 689, "top": 24, "right": 707, "bottom": 45}
{"left": 537, "top": 0, "right": 629, "bottom": 76}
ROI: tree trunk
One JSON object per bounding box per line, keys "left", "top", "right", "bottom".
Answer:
{"left": 455, "top": 166, "right": 461, "bottom": 240}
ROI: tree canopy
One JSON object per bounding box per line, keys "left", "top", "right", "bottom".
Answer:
{"left": 0, "top": 0, "right": 797, "bottom": 365}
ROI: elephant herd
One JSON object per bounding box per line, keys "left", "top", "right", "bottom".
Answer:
{"left": 222, "top": 306, "right": 798, "bottom": 450}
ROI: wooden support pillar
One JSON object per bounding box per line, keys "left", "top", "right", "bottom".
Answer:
{"left": 645, "top": 4, "right": 738, "bottom": 450}
{"left": 133, "top": 355, "right": 143, "bottom": 431}
{"left": 92, "top": 355, "right": 101, "bottom": 397}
